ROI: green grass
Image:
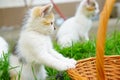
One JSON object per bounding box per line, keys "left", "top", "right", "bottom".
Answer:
{"left": 0, "top": 53, "right": 10, "bottom": 80}
{"left": 0, "top": 31, "right": 120, "bottom": 80}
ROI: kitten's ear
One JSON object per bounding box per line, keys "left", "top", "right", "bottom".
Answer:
{"left": 31, "top": 4, "right": 53, "bottom": 18}
{"left": 42, "top": 4, "right": 53, "bottom": 15}
{"left": 87, "top": 0, "right": 90, "bottom": 4}
{"left": 31, "top": 7, "right": 42, "bottom": 18}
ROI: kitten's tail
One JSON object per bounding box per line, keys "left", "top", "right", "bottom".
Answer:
{"left": 0, "top": 36, "right": 8, "bottom": 58}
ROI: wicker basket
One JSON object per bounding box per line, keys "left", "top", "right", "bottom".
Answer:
{"left": 67, "top": 56, "right": 120, "bottom": 80}
{"left": 67, "top": 0, "right": 119, "bottom": 80}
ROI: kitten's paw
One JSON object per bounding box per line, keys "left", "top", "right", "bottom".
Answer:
{"left": 66, "top": 62, "right": 76, "bottom": 69}
{"left": 57, "top": 62, "right": 76, "bottom": 71}
{"left": 64, "top": 58, "right": 77, "bottom": 65}
{"left": 68, "top": 58, "right": 77, "bottom": 65}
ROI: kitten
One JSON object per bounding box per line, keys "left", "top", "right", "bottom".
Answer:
{"left": 0, "top": 36, "right": 8, "bottom": 58}
{"left": 9, "top": 4, "right": 76, "bottom": 80}
{"left": 56, "top": 0, "right": 99, "bottom": 48}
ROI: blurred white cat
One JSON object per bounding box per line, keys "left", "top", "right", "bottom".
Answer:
{"left": 56, "top": 0, "right": 99, "bottom": 48}
{"left": 0, "top": 36, "right": 8, "bottom": 58}
{"left": 9, "top": 4, "right": 76, "bottom": 80}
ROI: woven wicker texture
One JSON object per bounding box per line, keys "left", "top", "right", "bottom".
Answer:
{"left": 68, "top": 56, "right": 120, "bottom": 80}
{"left": 67, "top": 0, "right": 118, "bottom": 80}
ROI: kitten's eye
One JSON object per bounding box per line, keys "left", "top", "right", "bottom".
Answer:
{"left": 91, "top": 3, "right": 95, "bottom": 6}
{"left": 51, "top": 22, "right": 53, "bottom": 25}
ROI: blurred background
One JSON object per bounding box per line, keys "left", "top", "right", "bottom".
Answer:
{"left": 0, "top": 0, "right": 120, "bottom": 43}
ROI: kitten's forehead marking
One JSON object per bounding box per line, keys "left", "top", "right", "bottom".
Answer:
{"left": 45, "top": 13, "right": 54, "bottom": 20}
{"left": 40, "top": 12, "right": 54, "bottom": 27}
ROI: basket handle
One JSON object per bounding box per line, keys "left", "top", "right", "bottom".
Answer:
{"left": 96, "top": 0, "right": 116, "bottom": 80}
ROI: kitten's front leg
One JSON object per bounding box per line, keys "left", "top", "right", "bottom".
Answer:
{"left": 50, "top": 49, "right": 67, "bottom": 60}
{"left": 37, "top": 51, "right": 75, "bottom": 71}
{"left": 50, "top": 49, "right": 76, "bottom": 65}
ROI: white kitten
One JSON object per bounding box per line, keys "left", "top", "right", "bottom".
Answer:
{"left": 9, "top": 4, "right": 76, "bottom": 80}
{"left": 0, "top": 36, "right": 8, "bottom": 58}
{"left": 56, "top": 0, "right": 99, "bottom": 48}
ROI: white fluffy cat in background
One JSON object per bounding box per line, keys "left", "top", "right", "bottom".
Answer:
{"left": 56, "top": 0, "right": 99, "bottom": 48}
{"left": 0, "top": 36, "right": 8, "bottom": 58}
{"left": 9, "top": 4, "right": 76, "bottom": 80}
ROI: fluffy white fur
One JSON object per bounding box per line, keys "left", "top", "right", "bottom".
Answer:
{"left": 0, "top": 36, "right": 8, "bottom": 58}
{"left": 56, "top": 0, "right": 99, "bottom": 48}
{"left": 9, "top": 4, "right": 76, "bottom": 80}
